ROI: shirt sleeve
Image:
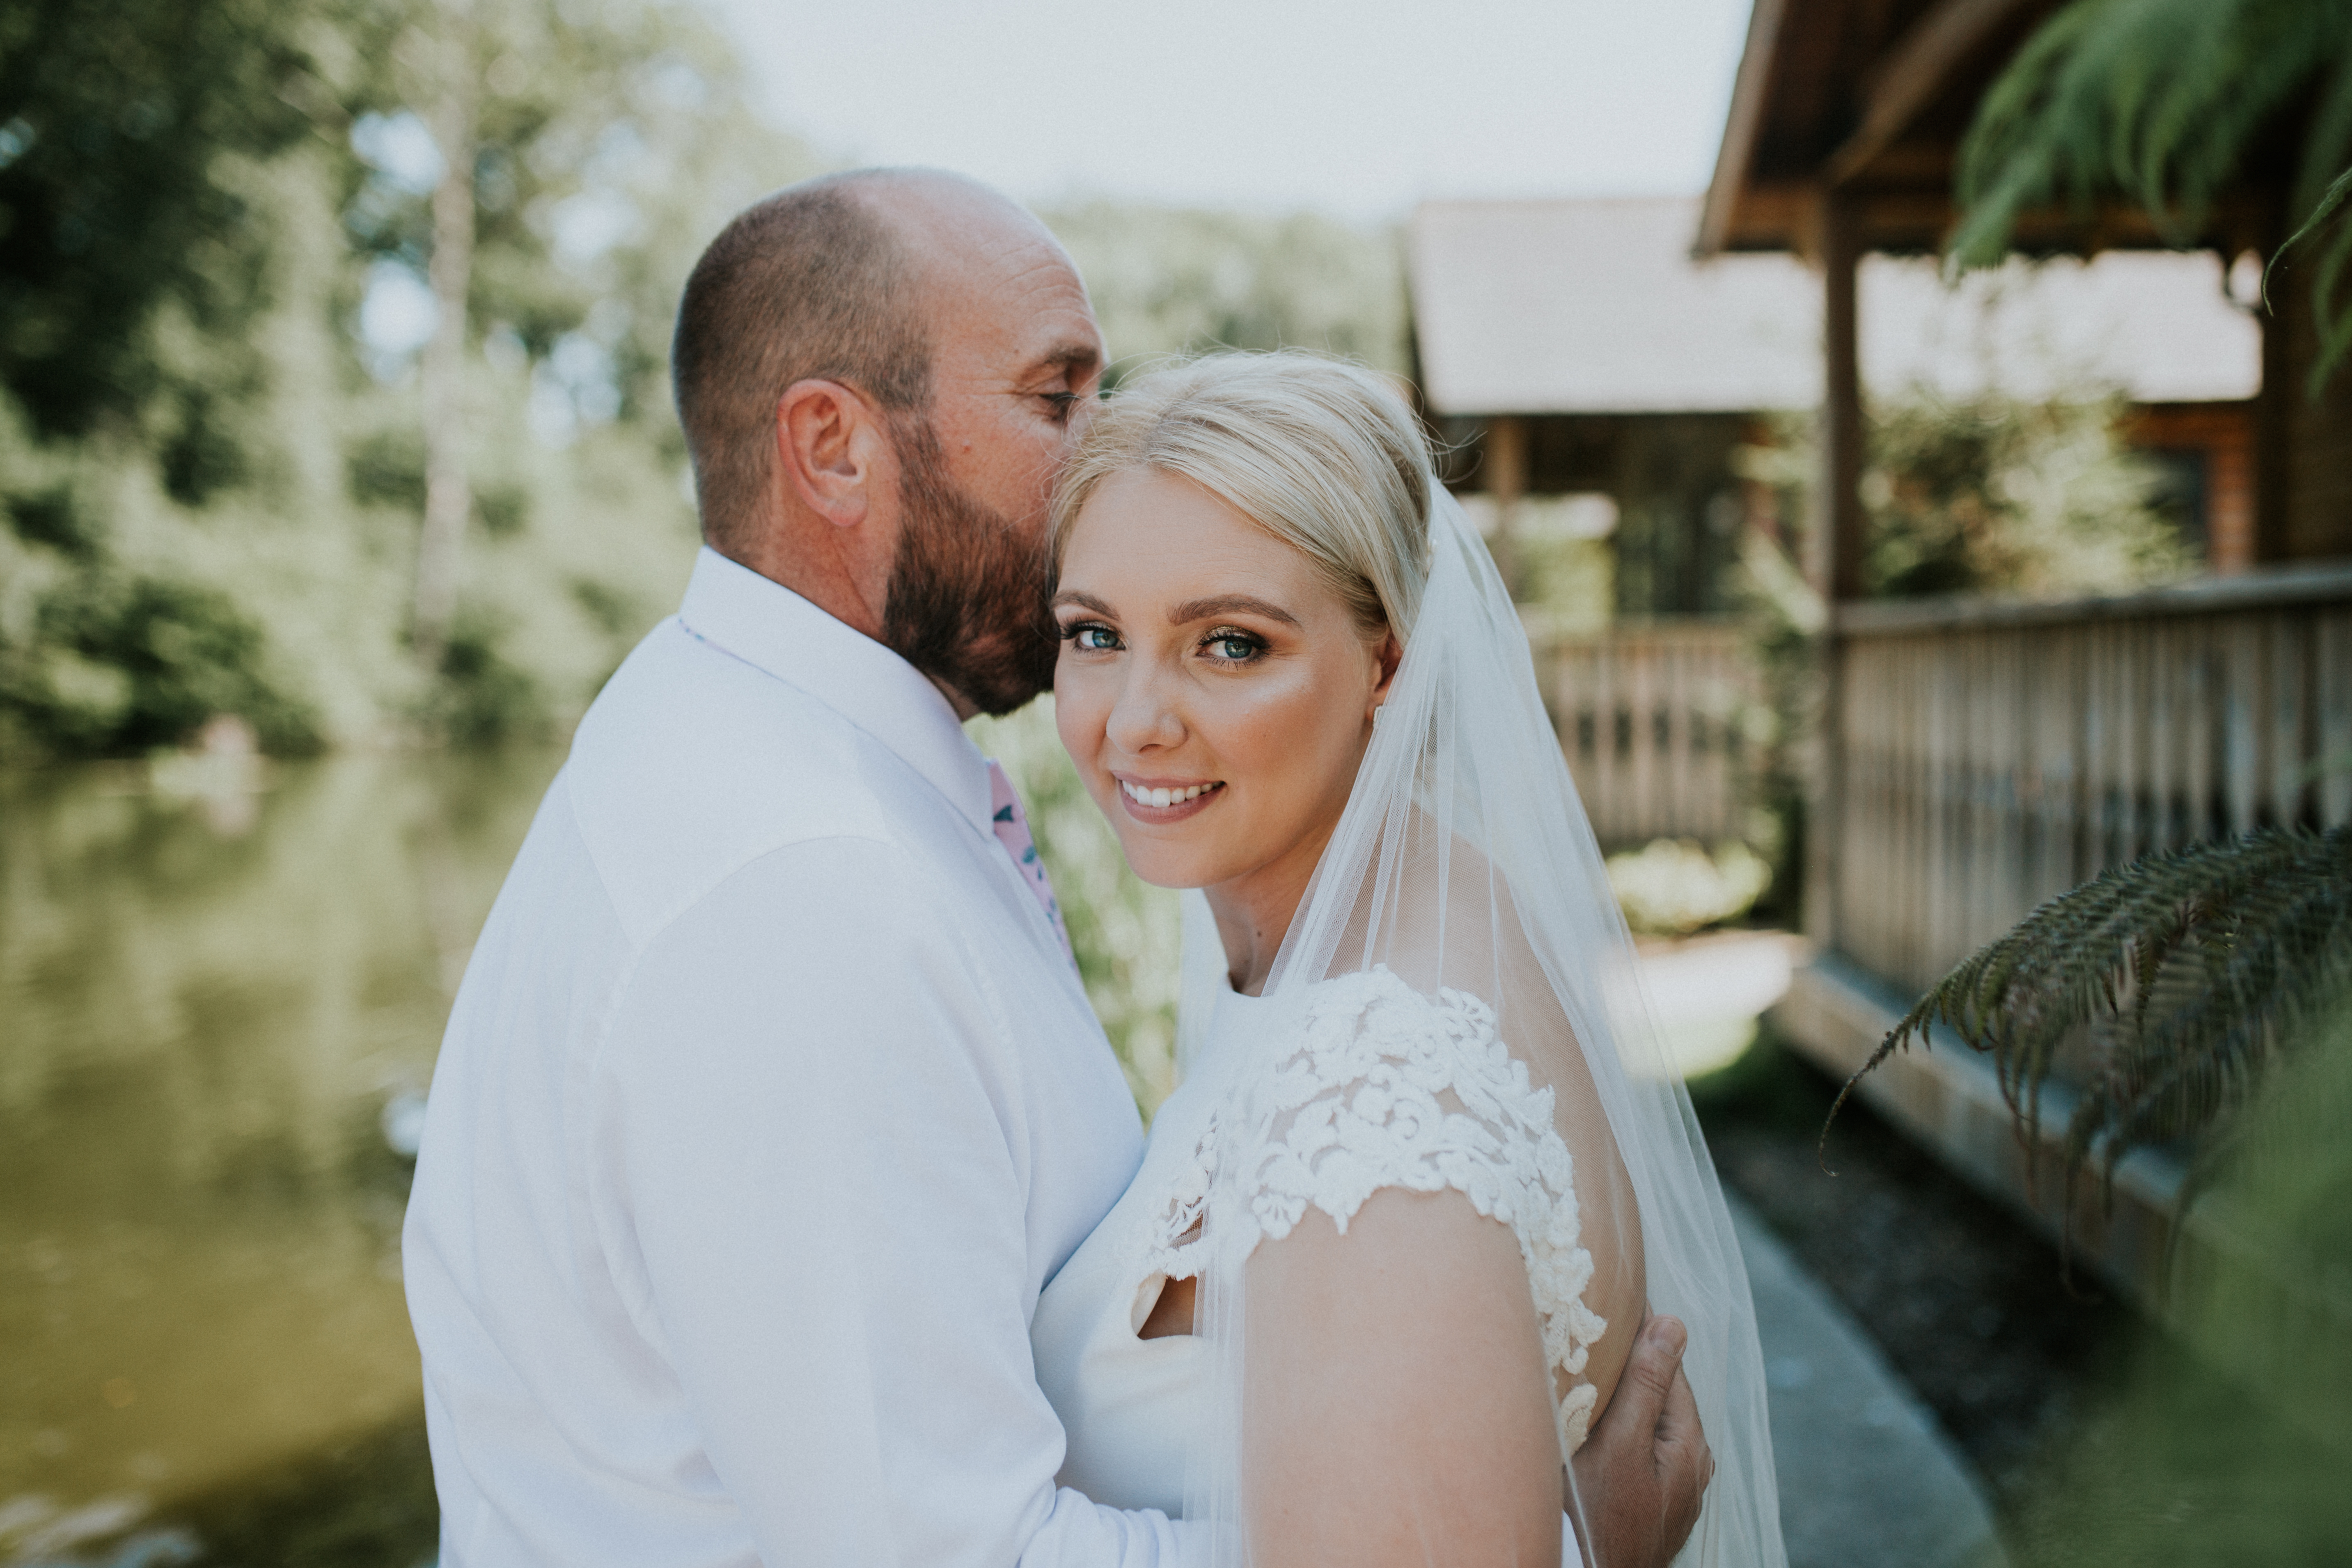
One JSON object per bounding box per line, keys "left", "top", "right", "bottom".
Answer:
{"left": 596, "top": 837, "right": 1196, "bottom": 1568}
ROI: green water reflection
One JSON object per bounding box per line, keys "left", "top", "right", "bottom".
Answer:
{"left": 1, "top": 751, "right": 563, "bottom": 1563}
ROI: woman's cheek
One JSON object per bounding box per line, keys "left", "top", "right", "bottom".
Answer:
{"left": 1052, "top": 663, "right": 1106, "bottom": 777}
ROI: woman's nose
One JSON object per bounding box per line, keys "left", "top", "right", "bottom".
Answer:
{"left": 1104, "top": 663, "right": 1184, "bottom": 755}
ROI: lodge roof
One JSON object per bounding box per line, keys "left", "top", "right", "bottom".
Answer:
{"left": 1407, "top": 197, "right": 2261, "bottom": 419}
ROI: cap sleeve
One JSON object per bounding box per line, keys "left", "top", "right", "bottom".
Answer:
{"left": 1214, "top": 966, "right": 1610, "bottom": 1452}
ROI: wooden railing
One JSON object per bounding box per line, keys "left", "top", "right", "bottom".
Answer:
{"left": 1826, "top": 565, "right": 2352, "bottom": 997}
{"left": 1546, "top": 618, "right": 1760, "bottom": 847}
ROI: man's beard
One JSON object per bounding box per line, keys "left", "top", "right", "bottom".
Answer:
{"left": 879, "top": 415, "right": 1060, "bottom": 718}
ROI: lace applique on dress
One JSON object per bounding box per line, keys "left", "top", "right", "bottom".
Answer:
{"left": 1141, "top": 1122, "right": 1214, "bottom": 1284}
{"left": 1215, "top": 966, "right": 1610, "bottom": 1453}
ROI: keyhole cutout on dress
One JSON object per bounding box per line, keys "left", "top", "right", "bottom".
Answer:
{"left": 1138, "top": 1218, "right": 1203, "bottom": 1339}
{"left": 1138, "top": 1274, "right": 1197, "bottom": 1339}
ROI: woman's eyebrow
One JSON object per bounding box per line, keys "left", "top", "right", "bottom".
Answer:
{"left": 1169, "top": 594, "right": 1300, "bottom": 628}
{"left": 1050, "top": 589, "right": 1118, "bottom": 617}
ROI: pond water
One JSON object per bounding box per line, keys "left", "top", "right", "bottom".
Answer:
{"left": 1, "top": 751, "right": 565, "bottom": 1566}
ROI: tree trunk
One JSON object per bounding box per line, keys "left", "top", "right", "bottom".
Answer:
{"left": 412, "top": 0, "right": 477, "bottom": 675}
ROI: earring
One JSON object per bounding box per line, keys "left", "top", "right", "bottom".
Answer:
{"left": 1372, "top": 705, "right": 1384, "bottom": 729}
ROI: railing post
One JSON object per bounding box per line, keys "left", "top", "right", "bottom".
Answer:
{"left": 1807, "top": 189, "right": 1866, "bottom": 951}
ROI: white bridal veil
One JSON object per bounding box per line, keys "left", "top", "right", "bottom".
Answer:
{"left": 1171, "top": 485, "right": 1784, "bottom": 1567}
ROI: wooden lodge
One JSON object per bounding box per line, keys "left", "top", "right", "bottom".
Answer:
{"left": 1408, "top": 195, "right": 2266, "bottom": 848}
{"left": 1695, "top": 0, "right": 2352, "bottom": 1345}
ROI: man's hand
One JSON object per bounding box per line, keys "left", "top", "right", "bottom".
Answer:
{"left": 1569, "top": 1315, "right": 1713, "bottom": 1568}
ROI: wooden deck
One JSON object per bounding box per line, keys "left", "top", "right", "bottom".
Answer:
{"left": 1826, "top": 563, "right": 2352, "bottom": 996}
{"left": 1777, "top": 562, "right": 2352, "bottom": 1361}
{"left": 1547, "top": 617, "right": 1761, "bottom": 847}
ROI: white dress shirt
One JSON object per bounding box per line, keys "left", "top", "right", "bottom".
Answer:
{"left": 403, "top": 546, "right": 1197, "bottom": 1568}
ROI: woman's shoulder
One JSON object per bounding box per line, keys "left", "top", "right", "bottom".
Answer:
{"left": 1269, "top": 966, "right": 1538, "bottom": 1112}
{"left": 1229, "top": 966, "right": 1570, "bottom": 1230}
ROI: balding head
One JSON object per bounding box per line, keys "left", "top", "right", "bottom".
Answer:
{"left": 671, "top": 169, "right": 1052, "bottom": 557}
{"left": 672, "top": 170, "right": 1102, "bottom": 716}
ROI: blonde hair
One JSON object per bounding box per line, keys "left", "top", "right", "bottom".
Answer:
{"left": 1050, "top": 351, "right": 1435, "bottom": 635}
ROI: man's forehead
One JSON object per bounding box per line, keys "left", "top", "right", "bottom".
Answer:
{"left": 932, "top": 233, "right": 1101, "bottom": 371}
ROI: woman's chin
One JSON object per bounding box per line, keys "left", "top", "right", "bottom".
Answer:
{"left": 1121, "top": 855, "right": 1218, "bottom": 893}
{"left": 1108, "top": 834, "right": 1231, "bottom": 894}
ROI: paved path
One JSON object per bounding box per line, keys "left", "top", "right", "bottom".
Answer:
{"left": 1730, "top": 1193, "right": 2006, "bottom": 1568}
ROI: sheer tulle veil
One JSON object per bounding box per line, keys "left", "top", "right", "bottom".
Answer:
{"left": 1172, "top": 482, "right": 1785, "bottom": 1567}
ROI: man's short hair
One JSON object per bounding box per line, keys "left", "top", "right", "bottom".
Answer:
{"left": 671, "top": 173, "right": 932, "bottom": 557}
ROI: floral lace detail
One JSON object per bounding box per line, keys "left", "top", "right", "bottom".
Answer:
{"left": 1214, "top": 966, "right": 1609, "bottom": 1453}
{"left": 1141, "top": 1120, "right": 1215, "bottom": 1284}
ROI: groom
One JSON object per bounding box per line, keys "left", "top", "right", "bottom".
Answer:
{"left": 404, "top": 168, "right": 1709, "bottom": 1566}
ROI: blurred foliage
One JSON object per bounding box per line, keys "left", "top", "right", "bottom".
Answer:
{"left": 0, "top": 0, "right": 1410, "bottom": 767}
{"left": 0, "top": 0, "right": 818, "bottom": 763}
{"left": 1722, "top": 387, "right": 2187, "bottom": 922}
{"left": 970, "top": 698, "right": 1184, "bottom": 1119}
{"left": 1606, "top": 837, "right": 1773, "bottom": 937}
{"left": 1951, "top": 0, "right": 2352, "bottom": 392}
{"left": 1042, "top": 202, "right": 1408, "bottom": 383}
{"left": 1865, "top": 869, "right": 2352, "bottom": 1563}
{"left": 0, "top": 0, "right": 354, "bottom": 456}
{"left": 1738, "top": 390, "right": 2192, "bottom": 603}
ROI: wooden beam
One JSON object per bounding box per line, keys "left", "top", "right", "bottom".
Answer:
{"left": 1485, "top": 416, "right": 1529, "bottom": 601}
{"left": 1696, "top": 0, "right": 1793, "bottom": 257}
{"left": 1806, "top": 189, "right": 1867, "bottom": 951}
{"left": 1817, "top": 195, "right": 1868, "bottom": 602}
{"left": 1825, "top": 0, "right": 2036, "bottom": 188}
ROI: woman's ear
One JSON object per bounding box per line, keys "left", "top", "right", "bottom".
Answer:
{"left": 1369, "top": 628, "right": 1403, "bottom": 715}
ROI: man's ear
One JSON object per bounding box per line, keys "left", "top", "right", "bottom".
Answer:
{"left": 775, "top": 378, "right": 893, "bottom": 530}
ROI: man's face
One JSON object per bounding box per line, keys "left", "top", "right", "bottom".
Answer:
{"left": 878, "top": 217, "right": 1104, "bottom": 716}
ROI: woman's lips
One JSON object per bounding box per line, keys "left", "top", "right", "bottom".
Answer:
{"left": 1115, "top": 777, "right": 1225, "bottom": 823}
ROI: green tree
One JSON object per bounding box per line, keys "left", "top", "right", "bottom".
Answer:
{"left": 342, "top": 0, "right": 820, "bottom": 702}
{"left": 0, "top": 0, "right": 366, "bottom": 486}
{"left": 1042, "top": 203, "right": 1408, "bottom": 381}
{"left": 0, "top": 0, "right": 820, "bottom": 762}
{"left": 1737, "top": 390, "right": 2188, "bottom": 603}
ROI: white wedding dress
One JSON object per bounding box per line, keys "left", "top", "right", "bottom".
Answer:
{"left": 1035, "top": 486, "right": 1783, "bottom": 1567}
{"left": 1034, "top": 965, "right": 1605, "bottom": 1559}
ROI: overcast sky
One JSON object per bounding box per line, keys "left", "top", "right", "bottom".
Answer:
{"left": 695, "top": 0, "right": 1755, "bottom": 222}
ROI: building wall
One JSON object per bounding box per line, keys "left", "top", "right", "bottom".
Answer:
{"left": 2275, "top": 275, "right": 2352, "bottom": 562}
{"left": 1440, "top": 413, "right": 1750, "bottom": 618}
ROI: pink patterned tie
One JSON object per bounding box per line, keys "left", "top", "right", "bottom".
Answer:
{"left": 987, "top": 760, "right": 1075, "bottom": 966}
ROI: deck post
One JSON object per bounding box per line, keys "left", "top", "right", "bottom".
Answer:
{"left": 1807, "top": 190, "right": 1866, "bottom": 951}
{"left": 1486, "top": 415, "right": 1529, "bottom": 601}
{"left": 2255, "top": 243, "right": 2292, "bottom": 564}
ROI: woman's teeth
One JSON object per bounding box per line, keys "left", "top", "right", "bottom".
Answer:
{"left": 1121, "top": 781, "right": 1219, "bottom": 809}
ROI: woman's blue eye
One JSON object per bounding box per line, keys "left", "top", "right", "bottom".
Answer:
{"left": 1065, "top": 624, "right": 1120, "bottom": 652}
{"left": 1205, "top": 632, "right": 1263, "bottom": 663}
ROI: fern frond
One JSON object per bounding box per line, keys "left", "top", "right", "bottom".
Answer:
{"left": 1949, "top": 0, "right": 2352, "bottom": 390}
{"left": 1829, "top": 827, "right": 2352, "bottom": 1241}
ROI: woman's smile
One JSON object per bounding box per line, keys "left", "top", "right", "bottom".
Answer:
{"left": 1115, "top": 776, "right": 1227, "bottom": 821}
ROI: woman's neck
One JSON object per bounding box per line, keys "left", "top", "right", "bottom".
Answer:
{"left": 1202, "top": 818, "right": 1337, "bottom": 996}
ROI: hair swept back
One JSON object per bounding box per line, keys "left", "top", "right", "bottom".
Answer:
{"left": 1050, "top": 350, "right": 1435, "bottom": 636}
{"left": 671, "top": 172, "right": 932, "bottom": 559}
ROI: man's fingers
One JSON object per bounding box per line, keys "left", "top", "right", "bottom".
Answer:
{"left": 1654, "top": 1363, "right": 1711, "bottom": 1506}
{"left": 1654, "top": 1362, "right": 1711, "bottom": 1554}
{"left": 1653, "top": 1359, "right": 1702, "bottom": 1448}
{"left": 1612, "top": 1314, "right": 1687, "bottom": 1433}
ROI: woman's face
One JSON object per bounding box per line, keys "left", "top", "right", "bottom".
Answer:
{"left": 1052, "top": 467, "right": 1397, "bottom": 896}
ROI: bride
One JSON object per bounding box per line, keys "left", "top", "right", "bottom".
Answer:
{"left": 1028, "top": 352, "right": 1783, "bottom": 1566}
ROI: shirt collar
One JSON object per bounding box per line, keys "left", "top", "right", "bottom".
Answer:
{"left": 674, "top": 547, "right": 996, "bottom": 837}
